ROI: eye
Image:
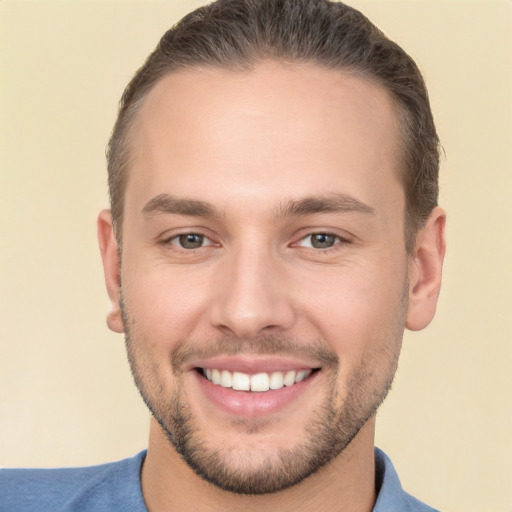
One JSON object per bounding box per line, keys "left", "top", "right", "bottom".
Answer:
{"left": 298, "top": 233, "right": 342, "bottom": 249}
{"left": 169, "top": 233, "right": 212, "bottom": 249}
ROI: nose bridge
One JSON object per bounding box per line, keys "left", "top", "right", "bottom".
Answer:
{"left": 209, "top": 237, "right": 294, "bottom": 338}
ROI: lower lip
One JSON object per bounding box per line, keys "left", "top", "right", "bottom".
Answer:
{"left": 193, "top": 370, "right": 318, "bottom": 417}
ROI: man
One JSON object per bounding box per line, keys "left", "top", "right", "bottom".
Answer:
{"left": 0, "top": 0, "right": 445, "bottom": 510}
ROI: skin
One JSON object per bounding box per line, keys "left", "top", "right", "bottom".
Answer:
{"left": 98, "top": 61, "right": 445, "bottom": 512}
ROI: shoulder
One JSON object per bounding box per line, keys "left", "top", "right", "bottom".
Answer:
{"left": 0, "top": 451, "right": 147, "bottom": 512}
{"left": 373, "top": 448, "right": 440, "bottom": 512}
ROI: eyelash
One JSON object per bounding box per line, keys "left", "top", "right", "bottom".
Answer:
{"left": 294, "top": 232, "right": 349, "bottom": 251}
{"left": 162, "top": 231, "right": 350, "bottom": 252}
{"left": 163, "top": 233, "right": 215, "bottom": 250}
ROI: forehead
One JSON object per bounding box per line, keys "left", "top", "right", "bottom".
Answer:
{"left": 126, "top": 61, "right": 402, "bottom": 217}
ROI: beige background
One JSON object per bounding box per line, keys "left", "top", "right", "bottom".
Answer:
{"left": 1, "top": 1, "right": 511, "bottom": 511}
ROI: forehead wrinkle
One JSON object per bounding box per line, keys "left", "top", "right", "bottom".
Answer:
{"left": 275, "top": 193, "right": 376, "bottom": 220}
{"left": 142, "top": 193, "right": 222, "bottom": 219}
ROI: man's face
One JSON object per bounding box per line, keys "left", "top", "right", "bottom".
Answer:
{"left": 117, "top": 62, "right": 410, "bottom": 493}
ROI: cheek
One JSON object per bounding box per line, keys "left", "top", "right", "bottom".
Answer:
{"left": 297, "top": 261, "right": 407, "bottom": 355}
{"left": 121, "top": 261, "right": 214, "bottom": 343}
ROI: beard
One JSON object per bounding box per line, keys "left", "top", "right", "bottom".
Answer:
{"left": 121, "top": 288, "right": 406, "bottom": 495}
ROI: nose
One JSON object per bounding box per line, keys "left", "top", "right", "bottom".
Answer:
{"left": 208, "top": 246, "right": 296, "bottom": 339}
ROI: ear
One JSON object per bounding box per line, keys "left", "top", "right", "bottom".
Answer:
{"left": 406, "top": 206, "right": 446, "bottom": 331}
{"left": 97, "top": 210, "right": 124, "bottom": 333}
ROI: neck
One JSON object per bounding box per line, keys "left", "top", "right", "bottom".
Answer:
{"left": 141, "top": 418, "right": 377, "bottom": 512}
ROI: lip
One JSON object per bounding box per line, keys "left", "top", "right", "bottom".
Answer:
{"left": 187, "top": 355, "right": 320, "bottom": 374}
{"left": 191, "top": 363, "right": 320, "bottom": 417}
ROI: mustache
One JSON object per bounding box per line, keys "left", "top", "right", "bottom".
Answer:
{"left": 170, "top": 335, "right": 339, "bottom": 373}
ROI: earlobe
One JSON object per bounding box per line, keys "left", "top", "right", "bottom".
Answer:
{"left": 406, "top": 207, "right": 446, "bottom": 331}
{"left": 97, "top": 210, "right": 124, "bottom": 334}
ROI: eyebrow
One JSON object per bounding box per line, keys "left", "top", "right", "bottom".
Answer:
{"left": 141, "top": 192, "right": 375, "bottom": 220}
{"left": 276, "top": 193, "right": 376, "bottom": 218}
{"left": 142, "top": 194, "right": 221, "bottom": 218}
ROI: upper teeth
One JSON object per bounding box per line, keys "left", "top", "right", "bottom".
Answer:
{"left": 203, "top": 368, "right": 312, "bottom": 392}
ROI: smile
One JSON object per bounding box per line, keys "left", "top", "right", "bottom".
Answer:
{"left": 200, "top": 368, "right": 314, "bottom": 392}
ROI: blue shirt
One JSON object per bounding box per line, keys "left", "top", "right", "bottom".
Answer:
{"left": 0, "top": 448, "right": 439, "bottom": 511}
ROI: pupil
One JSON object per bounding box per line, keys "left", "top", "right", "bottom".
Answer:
{"left": 312, "top": 233, "right": 335, "bottom": 248}
{"left": 180, "top": 234, "right": 203, "bottom": 249}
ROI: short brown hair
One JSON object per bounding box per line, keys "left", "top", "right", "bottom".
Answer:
{"left": 107, "top": 0, "right": 440, "bottom": 251}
